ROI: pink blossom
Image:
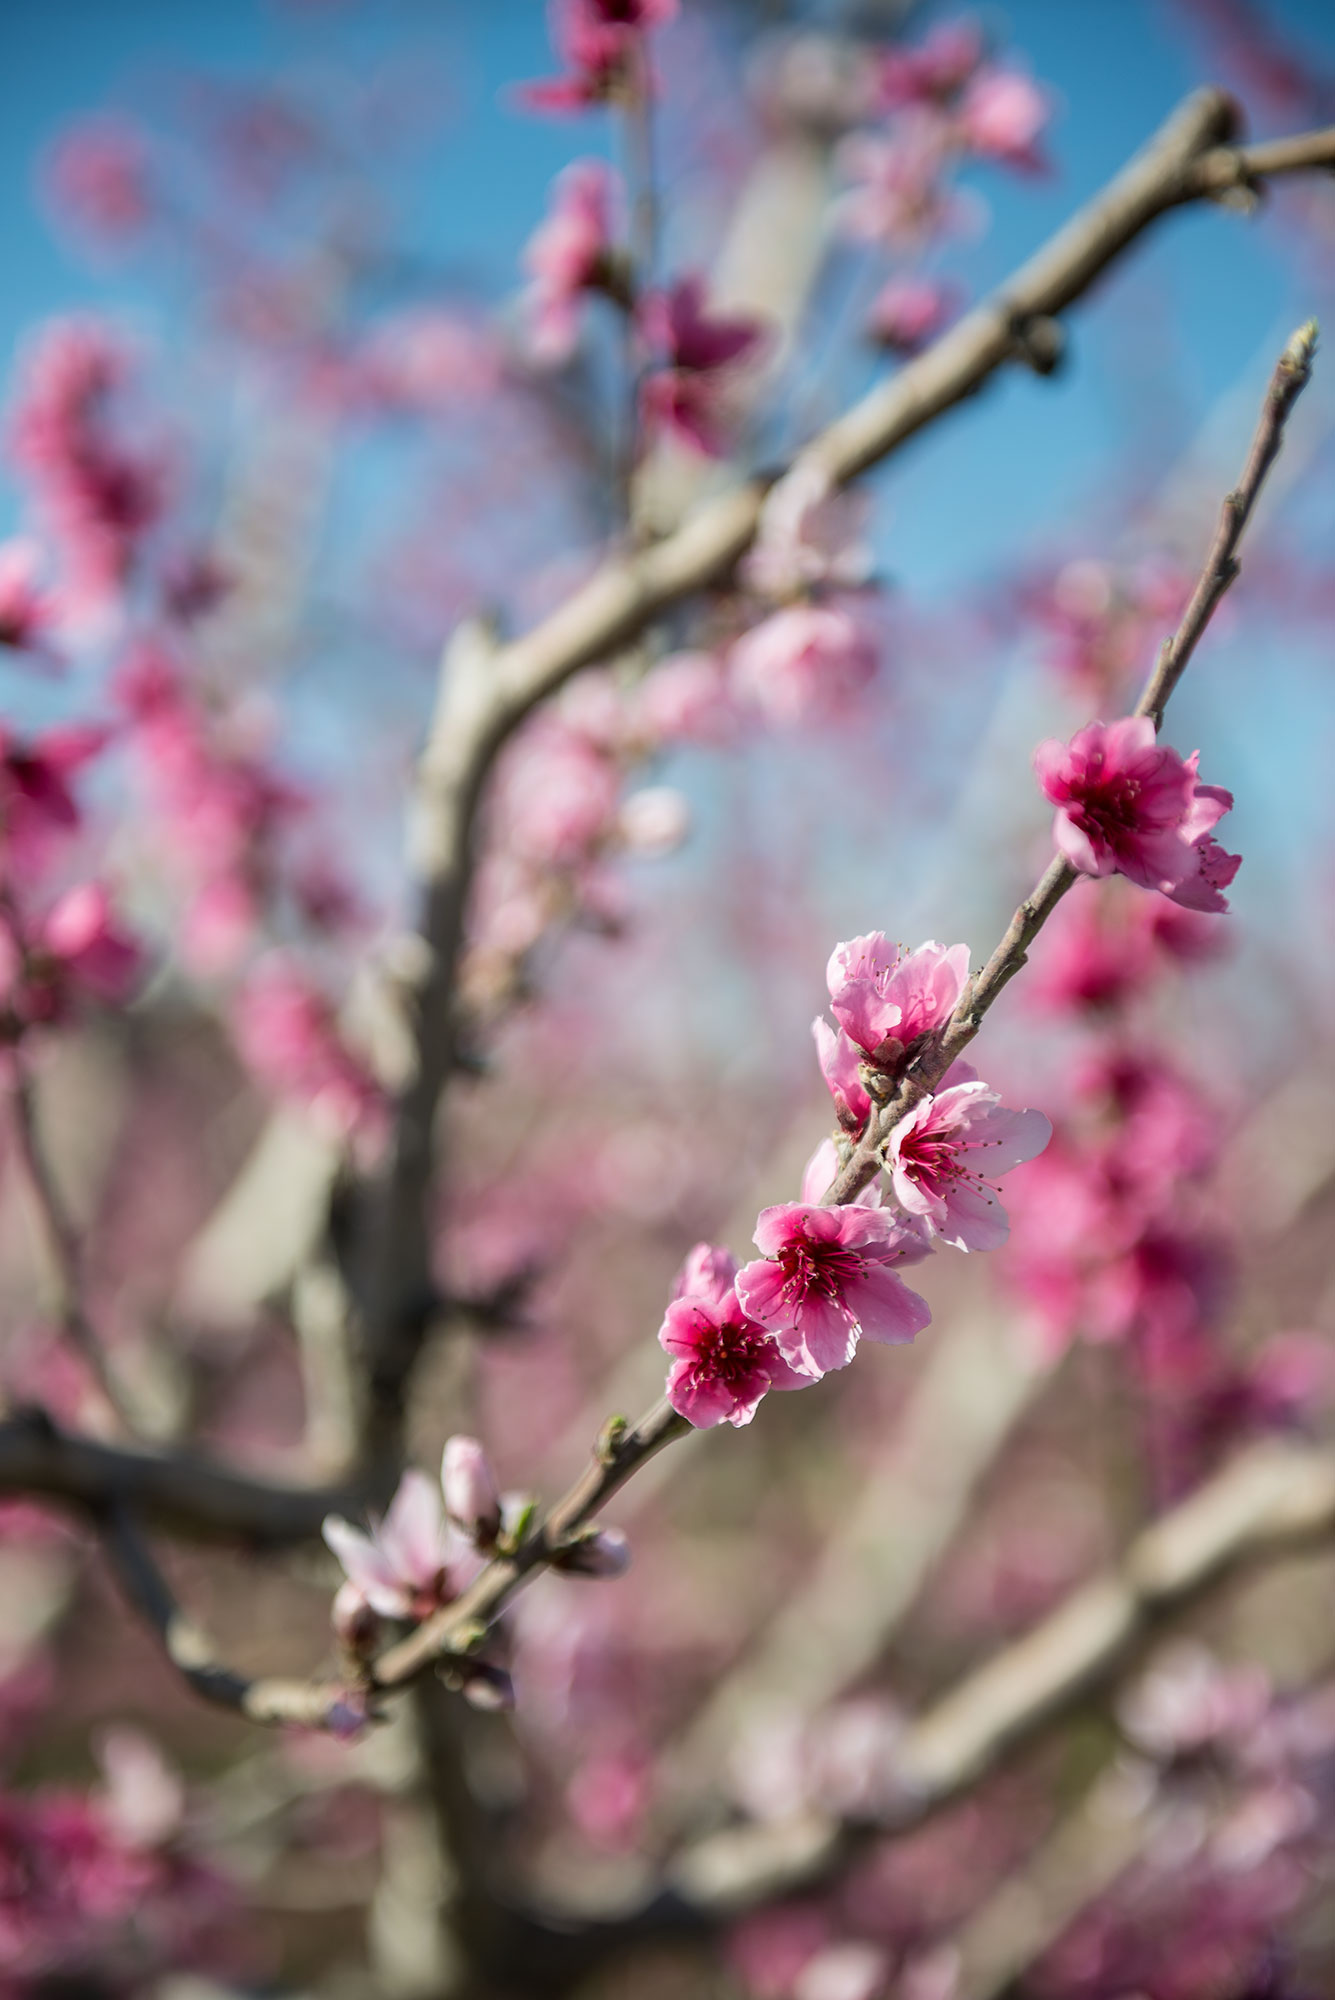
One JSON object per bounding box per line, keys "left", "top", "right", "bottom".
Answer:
{"left": 635, "top": 649, "right": 736, "bottom": 745}
{"left": 867, "top": 273, "right": 958, "bottom": 352}
{"left": 826, "top": 935, "right": 970, "bottom": 1064}
{"left": 1034, "top": 717, "right": 1241, "bottom": 912}
{"left": 441, "top": 1435, "right": 502, "bottom": 1546}
{"left": 323, "top": 1469, "right": 462, "bottom": 1623}
{"left": 495, "top": 714, "right": 622, "bottom": 867}
{"left": 959, "top": 67, "right": 1050, "bottom": 170}
{"left": 659, "top": 1242, "right": 810, "bottom": 1427}
{"left": 799, "top": 1135, "right": 883, "bottom": 1206}
{"left": 43, "top": 117, "right": 152, "bottom": 243}
{"left": 350, "top": 311, "right": 501, "bottom": 413}
{"left": 876, "top": 21, "right": 983, "bottom": 110}
{"left": 616, "top": 784, "right": 690, "bottom": 855}
{"left": 887, "top": 1075, "right": 1051, "bottom": 1250}
{"left": 0, "top": 724, "right": 97, "bottom": 875}
{"left": 834, "top": 116, "right": 958, "bottom": 248}
{"left": 737, "top": 1205, "right": 932, "bottom": 1377}
{"left": 742, "top": 464, "right": 873, "bottom": 600}
{"left": 567, "top": 1750, "right": 651, "bottom": 1848}
{"left": 38, "top": 883, "right": 143, "bottom": 1010}
{"left": 524, "top": 160, "right": 621, "bottom": 362}
{"left": 638, "top": 276, "right": 768, "bottom": 456}
{"left": 233, "top": 958, "right": 382, "bottom": 1145}
{"left": 729, "top": 601, "right": 878, "bottom": 725}
{"left": 0, "top": 539, "right": 57, "bottom": 656}
{"left": 812, "top": 1017, "right": 872, "bottom": 1132}
{"left": 522, "top": 0, "right": 678, "bottom": 113}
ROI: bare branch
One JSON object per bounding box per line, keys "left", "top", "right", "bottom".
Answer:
{"left": 667, "top": 1438, "right": 1335, "bottom": 1916}
{"left": 0, "top": 1409, "right": 349, "bottom": 1545}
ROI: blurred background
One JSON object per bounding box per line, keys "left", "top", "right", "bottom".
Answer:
{"left": 2, "top": 3, "right": 1335, "bottom": 1997}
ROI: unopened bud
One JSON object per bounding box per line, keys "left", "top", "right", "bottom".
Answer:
{"left": 553, "top": 1526, "right": 631, "bottom": 1578}
{"left": 331, "top": 1581, "right": 380, "bottom": 1659}
{"left": 441, "top": 1434, "right": 502, "bottom": 1547}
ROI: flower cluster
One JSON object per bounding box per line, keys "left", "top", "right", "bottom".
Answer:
{"left": 661, "top": 932, "right": 1051, "bottom": 1427}
{"left": 521, "top": 0, "right": 679, "bottom": 114}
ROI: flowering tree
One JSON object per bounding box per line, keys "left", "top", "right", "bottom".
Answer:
{"left": 4, "top": 4, "right": 1335, "bottom": 1996}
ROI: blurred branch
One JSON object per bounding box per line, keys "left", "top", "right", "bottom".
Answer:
{"left": 8, "top": 1062, "right": 137, "bottom": 1432}
{"left": 0, "top": 1408, "right": 349, "bottom": 1544}
{"left": 667, "top": 1436, "right": 1335, "bottom": 1914}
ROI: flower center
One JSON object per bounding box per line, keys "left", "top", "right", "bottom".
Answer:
{"left": 777, "top": 1236, "right": 861, "bottom": 1304}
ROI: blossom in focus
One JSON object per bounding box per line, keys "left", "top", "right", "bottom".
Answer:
{"left": 729, "top": 602, "right": 878, "bottom": 725}
{"left": 826, "top": 935, "right": 970, "bottom": 1064}
{"left": 866, "top": 273, "right": 958, "bottom": 352}
{"left": 812, "top": 1017, "right": 873, "bottom": 1133}
{"left": 638, "top": 275, "right": 768, "bottom": 456}
{"left": 742, "top": 463, "right": 873, "bottom": 600}
{"left": 737, "top": 1204, "right": 932, "bottom": 1378}
{"left": 887, "top": 1070, "right": 1051, "bottom": 1250}
{"left": 659, "top": 1241, "right": 810, "bottom": 1427}
{"left": 323, "top": 1469, "right": 463, "bottom": 1623}
{"left": 959, "top": 66, "right": 1050, "bottom": 169}
{"left": 1034, "top": 717, "right": 1241, "bottom": 912}
{"left": 523, "top": 159, "right": 622, "bottom": 362}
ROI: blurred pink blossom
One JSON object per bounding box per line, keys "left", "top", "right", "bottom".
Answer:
{"left": 639, "top": 275, "right": 768, "bottom": 455}
{"left": 867, "top": 273, "right": 959, "bottom": 352}
{"left": 729, "top": 601, "right": 879, "bottom": 724}
{"left": 523, "top": 159, "right": 622, "bottom": 362}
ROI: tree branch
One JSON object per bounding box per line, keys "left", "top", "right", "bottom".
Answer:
{"left": 666, "top": 1436, "right": 1335, "bottom": 1915}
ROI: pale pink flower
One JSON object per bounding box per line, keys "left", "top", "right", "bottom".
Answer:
{"left": 635, "top": 649, "right": 736, "bottom": 745}
{"left": 813, "top": 1016, "right": 872, "bottom": 1132}
{"left": 441, "top": 1436, "right": 502, "bottom": 1547}
{"left": 524, "top": 160, "right": 620, "bottom": 363}
{"left": 638, "top": 276, "right": 768, "bottom": 456}
{"left": 799, "top": 1136, "right": 883, "bottom": 1207}
{"left": 1034, "top": 717, "right": 1240, "bottom": 912}
{"left": 742, "top": 463, "right": 873, "bottom": 600}
{"left": 737, "top": 1205, "right": 932, "bottom": 1377}
{"left": 887, "top": 1075, "right": 1051, "bottom": 1250}
{"left": 233, "top": 958, "right": 382, "bottom": 1145}
{"left": 39, "top": 882, "right": 143, "bottom": 1008}
{"left": 323, "top": 1469, "right": 461, "bottom": 1623}
{"left": 616, "top": 785, "right": 690, "bottom": 855}
{"left": 495, "top": 715, "right": 622, "bottom": 867}
{"left": 659, "top": 1242, "right": 810, "bottom": 1427}
{"left": 834, "top": 115, "right": 958, "bottom": 248}
{"left": 729, "top": 601, "right": 878, "bottom": 725}
{"left": 867, "top": 273, "right": 958, "bottom": 352}
{"left": 567, "top": 1750, "right": 650, "bottom": 1848}
{"left": 959, "top": 67, "right": 1050, "bottom": 170}
{"left": 826, "top": 935, "right": 969, "bottom": 1064}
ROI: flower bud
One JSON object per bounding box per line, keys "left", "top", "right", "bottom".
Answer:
{"left": 331, "top": 1580, "right": 380, "bottom": 1658}
{"left": 441, "top": 1434, "right": 502, "bottom": 1547}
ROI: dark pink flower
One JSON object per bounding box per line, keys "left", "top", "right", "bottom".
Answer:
{"left": 524, "top": 160, "right": 621, "bottom": 362}
{"left": 826, "top": 934, "right": 969, "bottom": 1064}
{"left": 638, "top": 276, "right": 767, "bottom": 456}
{"left": 876, "top": 21, "right": 984, "bottom": 111}
{"left": 0, "top": 723, "right": 103, "bottom": 879}
{"left": 887, "top": 1073, "right": 1051, "bottom": 1250}
{"left": 0, "top": 540, "right": 57, "bottom": 656}
{"left": 729, "top": 602, "right": 879, "bottom": 724}
{"left": 659, "top": 1241, "right": 810, "bottom": 1426}
{"left": 1034, "top": 717, "right": 1240, "bottom": 912}
{"left": 737, "top": 1205, "right": 932, "bottom": 1378}
{"left": 38, "top": 883, "right": 144, "bottom": 1010}
{"left": 233, "top": 957, "right": 383, "bottom": 1145}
